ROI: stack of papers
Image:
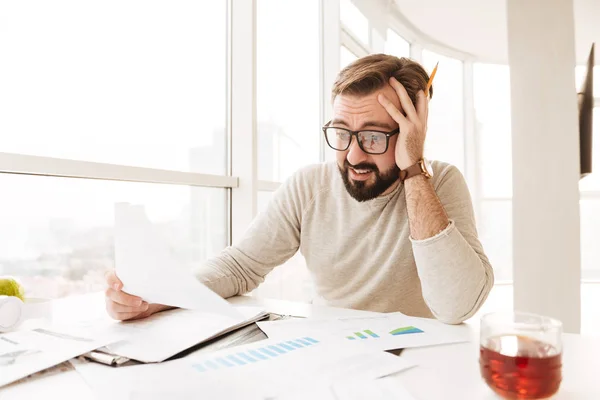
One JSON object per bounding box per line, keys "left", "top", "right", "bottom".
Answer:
{"left": 71, "top": 333, "right": 416, "bottom": 400}
{"left": 49, "top": 305, "right": 268, "bottom": 364}
{"left": 0, "top": 328, "right": 111, "bottom": 387}
{"left": 256, "top": 312, "right": 471, "bottom": 351}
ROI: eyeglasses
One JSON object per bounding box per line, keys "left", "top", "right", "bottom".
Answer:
{"left": 322, "top": 121, "right": 399, "bottom": 155}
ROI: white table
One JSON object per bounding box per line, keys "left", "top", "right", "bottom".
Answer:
{"left": 2, "top": 293, "right": 599, "bottom": 399}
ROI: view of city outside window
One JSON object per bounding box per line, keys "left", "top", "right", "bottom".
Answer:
{"left": 0, "top": 2, "right": 229, "bottom": 298}
{"left": 0, "top": 2, "right": 227, "bottom": 174}
{"left": 384, "top": 29, "right": 410, "bottom": 58}
{"left": 473, "top": 63, "right": 512, "bottom": 282}
{"left": 0, "top": 173, "right": 227, "bottom": 299}
{"left": 422, "top": 50, "right": 465, "bottom": 174}
{"left": 340, "top": 0, "right": 369, "bottom": 46}
{"left": 256, "top": 0, "right": 321, "bottom": 182}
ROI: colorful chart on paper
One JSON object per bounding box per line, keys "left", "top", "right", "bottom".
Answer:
{"left": 345, "top": 326, "right": 424, "bottom": 340}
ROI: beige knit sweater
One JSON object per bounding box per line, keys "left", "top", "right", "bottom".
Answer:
{"left": 193, "top": 160, "right": 494, "bottom": 324}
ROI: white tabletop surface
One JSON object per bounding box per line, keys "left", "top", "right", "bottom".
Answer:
{"left": 2, "top": 293, "right": 599, "bottom": 399}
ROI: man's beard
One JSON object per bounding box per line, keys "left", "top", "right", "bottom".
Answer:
{"left": 338, "top": 159, "right": 400, "bottom": 202}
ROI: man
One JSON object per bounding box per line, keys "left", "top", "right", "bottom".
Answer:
{"left": 105, "top": 54, "right": 493, "bottom": 324}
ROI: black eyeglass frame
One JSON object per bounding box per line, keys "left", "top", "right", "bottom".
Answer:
{"left": 322, "top": 121, "right": 400, "bottom": 155}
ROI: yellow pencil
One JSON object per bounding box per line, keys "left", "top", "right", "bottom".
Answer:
{"left": 426, "top": 61, "right": 438, "bottom": 97}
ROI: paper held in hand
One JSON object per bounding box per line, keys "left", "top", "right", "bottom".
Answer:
{"left": 114, "top": 202, "right": 242, "bottom": 320}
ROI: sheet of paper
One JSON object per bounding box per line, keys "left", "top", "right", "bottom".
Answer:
{"left": 0, "top": 328, "right": 110, "bottom": 387}
{"left": 275, "top": 377, "right": 418, "bottom": 400}
{"left": 54, "top": 305, "right": 267, "bottom": 363}
{"left": 257, "top": 312, "right": 471, "bottom": 352}
{"left": 127, "top": 378, "right": 418, "bottom": 400}
{"left": 0, "top": 361, "right": 94, "bottom": 400}
{"left": 72, "top": 333, "right": 416, "bottom": 400}
{"left": 330, "top": 377, "right": 418, "bottom": 400}
{"left": 114, "top": 202, "right": 242, "bottom": 320}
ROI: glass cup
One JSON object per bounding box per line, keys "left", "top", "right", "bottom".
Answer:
{"left": 479, "top": 311, "right": 563, "bottom": 399}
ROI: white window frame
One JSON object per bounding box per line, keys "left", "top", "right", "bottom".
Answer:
{"left": 5, "top": 1, "right": 596, "bottom": 289}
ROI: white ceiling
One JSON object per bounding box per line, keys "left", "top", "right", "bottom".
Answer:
{"left": 393, "top": 0, "right": 599, "bottom": 64}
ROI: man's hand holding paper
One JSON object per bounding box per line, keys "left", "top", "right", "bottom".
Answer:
{"left": 105, "top": 271, "right": 172, "bottom": 321}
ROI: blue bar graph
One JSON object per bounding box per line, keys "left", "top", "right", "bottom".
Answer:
{"left": 193, "top": 364, "right": 207, "bottom": 372}
{"left": 269, "top": 345, "right": 286, "bottom": 354}
{"left": 278, "top": 342, "right": 295, "bottom": 351}
{"left": 237, "top": 352, "right": 257, "bottom": 363}
{"left": 249, "top": 349, "right": 268, "bottom": 360}
{"left": 258, "top": 347, "right": 278, "bottom": 357}
{"left": 216, "top": 357, "right": 234, "bottom": 368}
{"left": 193, "top": 337, "right": 321, "bottom": 374}
{"left": 205, "top": 360, "right": 219, "bottom": 370}
{"left": 226, "top": 355, "right": 246, "bottom": 366}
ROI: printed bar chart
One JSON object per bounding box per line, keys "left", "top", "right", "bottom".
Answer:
{"left": 364, "top": 329, "right": 379, "bottom": 338}
{"left": 191, "top": 337, "right": 320, "bottom": 373}
{"left": 389, "top": 326, "right": 424, "bottom": 336}
{"left": 345, "top": 327, "right": 424, "bottom": 340}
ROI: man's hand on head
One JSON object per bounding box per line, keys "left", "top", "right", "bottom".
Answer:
{"left": 377, "top": 77, "right": 429, "bottom": 170}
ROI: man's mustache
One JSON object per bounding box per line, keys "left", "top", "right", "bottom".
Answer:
{"left": 344, "top": 159, "right": 379, "bottom": 173}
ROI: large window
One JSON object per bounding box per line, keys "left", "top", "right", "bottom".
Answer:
{"left": 474, "top": 63, "right": 600, "bottom": 282}
{"left": 254, "top": 1, "right": 321, "bottom": 301}
{"left": 0, "top": 2, "right": 231, "bottom": 299}
{"left": 255, "top": 191, "right": 313, "bottom": 302}
{"left": 580, "top": 109, "right": 600, "bottom": 280}
{"left": 257, "top": 0, "right": 321, "bottom": 182}
{"left": 0, "top": 2, "right": 228, "bottom": 174}
{"left": 473, "top": 64, "right": 513, "bottom": 282}
{"left": 340, "top": 0, "right": 369, "bottom": 46}
{"left": 0, "top": 173, "right": 227, "bottom": 299}
{"left": 422, "top": 50, "right": 465, "bottom": 173}
{"left": 579, "top": 109, "right": 600, "bottom": 193}
{"left": 340, "top": 46, "right": 359, "bottom": 69}
{"left": 385, "top": 29, "right": 410, "bottom": 58}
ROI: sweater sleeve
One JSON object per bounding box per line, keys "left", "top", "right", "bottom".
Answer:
{"left": 191, "top": 168, "right": 310, "bottom": 299}
{"left": 410, "top": 164, "right": 494, "bottom": 324}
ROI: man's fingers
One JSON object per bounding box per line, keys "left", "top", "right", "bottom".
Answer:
{"left": 389, "top": 77, "right": 419, "bottom": 123}
{"left": 105, "top": 270, "right": 123, "bottom": 290}
{"left": 106, "top": 297, "right": 149, "bottom": 314}
{"left": 416, "top": 90, "right": 428, "bottom": 132}
{"left": 105, "top": 287, "right": 144, "bottom": 307}
{"left": 112, "top": 311, "right": 145, "bottom": 321}
{"left": 378, "top": 93, "right": 409, "bottom": 132}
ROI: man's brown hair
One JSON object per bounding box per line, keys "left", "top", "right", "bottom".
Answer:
{"left": 331, "top": 53, "right": 432, "bottom": 108}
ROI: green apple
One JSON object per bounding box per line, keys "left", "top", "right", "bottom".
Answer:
{"left": 0, "top": 278, "right": 25, "bottom": 301}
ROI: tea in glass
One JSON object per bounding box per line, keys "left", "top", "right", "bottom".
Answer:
{"left": 479, "top": 312, "right": 562, "bottom": 399}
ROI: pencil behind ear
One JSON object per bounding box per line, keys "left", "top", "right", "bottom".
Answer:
{"left": 426, "top": 61, "right": 438, "bottom": 99}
